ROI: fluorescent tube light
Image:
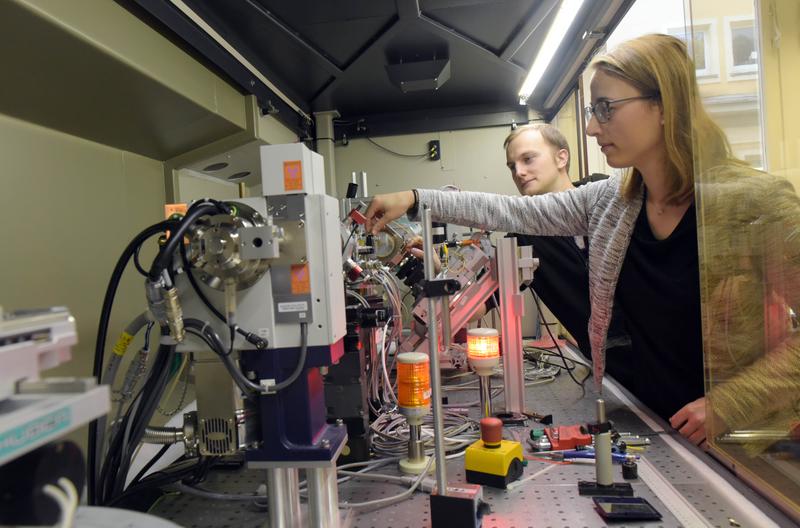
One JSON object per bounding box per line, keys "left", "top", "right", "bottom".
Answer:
{"left": 518, "top": 0, "right": 586, "bottom": 104}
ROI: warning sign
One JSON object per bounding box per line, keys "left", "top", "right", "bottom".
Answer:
{"left": 283, "top": 160, "right": 303, "bottom": 191}
{"left": 290, "top": 263, "right": 310, "bottom": 294}
{"left": 163, "top": 203, "right": 188, "bottom": 242}
{"left": 164, "top": 203, "right": 188, "bottom": 219}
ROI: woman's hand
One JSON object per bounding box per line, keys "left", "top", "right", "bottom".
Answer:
{"left": 365, "top": 191, "right": 415, "bottom": 235}
{"left": 669, "top": 397, "right": 708, "bottom": 449}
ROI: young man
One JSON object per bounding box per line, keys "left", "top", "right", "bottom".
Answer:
{"left": 504, "top": 123, "right": 574, "bottom": 197}
{"left": 486, "top": 124, "right": 631, "bottom": 359}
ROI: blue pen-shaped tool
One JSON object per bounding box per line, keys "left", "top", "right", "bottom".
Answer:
{"left": 561, "top": 449, "right": 635, "bottom": 463}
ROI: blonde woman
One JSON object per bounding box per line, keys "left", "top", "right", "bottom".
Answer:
{"left": 365, "top": 34, "right": 794, "bottom": 447}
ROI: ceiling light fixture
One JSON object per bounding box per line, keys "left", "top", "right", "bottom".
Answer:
{"left": 518, "top": 0, "right": 586, "bottom": 105}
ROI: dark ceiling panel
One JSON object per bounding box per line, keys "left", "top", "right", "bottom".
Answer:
{"left": 243, "top": 0, "right": 398, "bottom": 67}
{"left": 502, "top": 2, "right": 558, "bottom": 67}
{"left": 183, "top": 0, "right": 337, "bottom": 101}
{"left": 129, "top": 0, "right": 635, "bottom": 138}
{"left": 421, "top": 0, "right": 537, "bottom": 53}
{"left": 319, "top": 22, "right": 524, "bottom": 116}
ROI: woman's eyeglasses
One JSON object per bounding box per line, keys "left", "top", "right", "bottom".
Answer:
{"left": 584, "top": 95, "right": 658, "bottom": 124}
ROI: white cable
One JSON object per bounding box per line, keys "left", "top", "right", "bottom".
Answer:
{"left": 59, "top": 478, "right": 79, "bottom": 527}
{"left": 506, "top": 464, "right": 556, "bottom": 490}
{"left": 43, "top": 478, "right": 78, "bottom": 528}
{"left": 379, "top": 325, "right": 397, "bottom": 404}
{"left": 346, "top": 289, "right": 370, "bottom": 308}
{"left": 341, "top": 456, "right": 434, "bottom": 511}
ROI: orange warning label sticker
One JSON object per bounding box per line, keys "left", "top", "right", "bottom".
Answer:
{"left": 283, "top": 160, "right": 303, "bottom": 191}
{"left": 164, "top": 203, "right": 188, "bottom": 219}
{"left": 163, "top": 203, "right": 188, "bottom": 242}
{"left": 290, "top": 263, "right": 310, "bottom": 294}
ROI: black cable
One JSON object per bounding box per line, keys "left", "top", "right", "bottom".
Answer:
{"left": 366, "top": 137, "right": 428, "bottom": 158}
{"left": 133, "top": 243, "right": 148, "bottom": 277}
{"left": 524, "top": 348, "right": 580, "bottom": 372}
{"left": 106, "top": 456, "right": 210, "bottom": 508}
{"left": 179, "top": 242, "right": 222, "bottom": 321}
{"left": 342, "top": 223, "right": 358, "bottom": 256}
{"left": 143, "top": 321, "right": 155, "bottom": 351}
{"left": 129, "top": 444, "right": 170, "bottom": 487}
{"left": 99, "top": 331, "right": 176, "bottom": 504}
{"left": 100, "top": 382, "right": 150, "bottom": 504}
{"left": 183, "top": 322, "right": 261, "bottom": 396}
{"left": 530, "top": 291, "right": 592, "bottom": 393}
{"left": 183, "top": 319, "right": 306, "bottom": 396}
{"left": 271, "top": 322, "right": 308, "bottom": 393}
{"left": 179, "top": 242, "right": 266, "bottom": 349}
{"left": 93, "top": 202, "right": 229, "bottom": 504}
{"left": 113, "top": 335, "right": 176, "bottom": 498}
{"left": 89, "top": 219, "right": 177, "bottom": 505}
{"left": 149, "top": 202, "right": 225, "bottom": 281}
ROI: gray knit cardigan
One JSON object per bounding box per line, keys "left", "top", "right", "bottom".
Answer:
{"left": 416, "top": 176, "right": 644, "bottom": 387}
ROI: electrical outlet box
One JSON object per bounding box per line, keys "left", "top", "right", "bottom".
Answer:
{"left": 428, "top": 140, "right": 441, "bottom": 161}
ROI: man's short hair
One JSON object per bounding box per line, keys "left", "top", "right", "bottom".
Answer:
{"left": 503, "top": 123, "right": 571, "bottom": 173}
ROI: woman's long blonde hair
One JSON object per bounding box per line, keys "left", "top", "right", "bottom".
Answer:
{"left": 591, "top": 34, "right": 733, "bottom": 204}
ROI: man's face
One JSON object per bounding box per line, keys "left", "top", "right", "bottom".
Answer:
{"left": 506, "top": 130, "right": 566, "bottom": 196}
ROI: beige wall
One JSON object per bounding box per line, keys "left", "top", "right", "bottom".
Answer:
{"left": 551, "top": 91, "right": 581, "bottom": 181}
{"left": 178, "top": 172, "right": 241, "bottom": 202}
{"left": 334, "top": 127, "right": 518, "bottom": 197}
{"left": 0, "top": 1, "right": 286, "bottom": 383}
{"left": 0, "top": 114, "right": 165, "bottom": 378}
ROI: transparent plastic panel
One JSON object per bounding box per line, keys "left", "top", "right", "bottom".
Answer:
{"left": 691, "top": 0, "right": 800, "bottom": 521}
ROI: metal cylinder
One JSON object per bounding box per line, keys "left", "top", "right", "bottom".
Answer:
{"left": 408, "top": 424, "right": 424, "bottom": 462}
{"left": 266, "top": 468, "right": 301, "bottom": 528}
{"left": 596, "top": 398, "right": 607, "bottom": 423}
{"left": 594, "top": 399, "right": 612, "bottom": 486}
{"left": 479, "top": 376, "right": 492, "bottom": 418}
{"left": 441, "top": 296, "right": 452, "bottom": 352}
{"left": 285, "top": 469, "right": 301, "bottom": 521}
{"left": 422, "top": 205, "right": 448, "bottom": 495}
{"left": 306, "top": 466, "right": 340, "bottom": 528}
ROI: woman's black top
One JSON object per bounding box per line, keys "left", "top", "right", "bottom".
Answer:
{"left": 608, "top": 201, "right": 704, "bottom": 420}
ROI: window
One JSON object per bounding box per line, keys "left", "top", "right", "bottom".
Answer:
{"left": 667, "top": 20, "right": 719, "bottom": 82}
{"left": 724, "top": 16, "right": 758, "bottom": 79}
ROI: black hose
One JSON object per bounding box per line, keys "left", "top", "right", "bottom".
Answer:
{"left": 88, "top": 219, "right": 176, "bottom": 505}
{"left": 112, "top": 335, "right": 176, "bottom": 498}
{"left": 106, "top": 456, "right": 209, "bottom": 508}
{"left": 92, "top": 201, "right": 229, "bottom": 504}
{"left": 183, "top": 321, "right": 261, "bottom": 396}
{"left": 129, "top": 444, "right": 170, "bottom": 487}
{"left": 97, "top": 329, "right": 175, "bottom": 504}
{"left": 182, "top": 320, "right": 307, "bottom": 396}
{"left": 133, "top": 242, "right": 148, "bottom": 277}
{"left": 179, "top": 242, "right": 267, "bottom": 349}
{"left": 271, "top": 322, "right": 308, "bottom": 393}
{"left": 149, "top": 201, "right": 228, "bottom": 281}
